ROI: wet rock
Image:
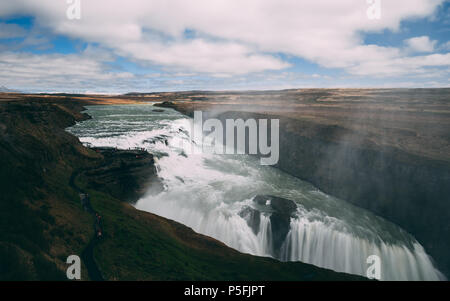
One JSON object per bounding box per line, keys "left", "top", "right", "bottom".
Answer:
{"left": 239, "top": 206, "right": 261, "bottom": 235}
{"left": 155, "top": 101, "right": 175, "bottom": 109}
{"left": 249, "top": 195, "right": 298, "bottom": 253}
{"left": 254, "top": 195, "right": 297, "bottom": 252}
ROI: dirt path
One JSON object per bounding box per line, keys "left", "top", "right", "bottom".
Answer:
{"left": 70, "top": 169, "right": 105, "bottom": 281}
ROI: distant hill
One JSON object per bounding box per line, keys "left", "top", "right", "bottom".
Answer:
{"left": 0, "top": 86, "right": 19, "bottom": 93}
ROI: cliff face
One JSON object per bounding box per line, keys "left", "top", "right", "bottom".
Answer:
{"left": 0, "top": 99, "right": 98, "bottom": 280}
{"left": 215, "top": 111, "right": 450, "bottom": 277}
{"left": 280, "top": 118, "right": 450, "bottom": 274}
{"left": 82, "top": 147, "right": 164, "bottom": 203}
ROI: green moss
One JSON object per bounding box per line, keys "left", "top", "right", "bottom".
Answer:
{"left": 32, "top": 254, "right": 66, "bottom": 281}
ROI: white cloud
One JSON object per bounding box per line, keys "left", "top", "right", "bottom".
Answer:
{"left": 0, "top": 23, "right": 27, "bottom": 39}
{"left": 122, "top": 39, "right": 290, "bottom": 74}
{"left": 442, "top": 41, "right": 450, "bottom": 51}
{"left": 0, "top": 51, "right": 134, "bottom": 92}
{"left": 0, "top": 0, "right": 446, "bottom": 76}
{"left": 348, "top": 52, "right": 450, "bottom": 76}
{"left": 405, "top": 36, "right": 437, "bottom": 53}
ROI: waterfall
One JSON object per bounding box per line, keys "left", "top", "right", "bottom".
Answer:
{"left": 279, "top": 215, "right": 445, "bottom": 280}
{"left": 67, "top": 104, "right": 446, "bottom": 281}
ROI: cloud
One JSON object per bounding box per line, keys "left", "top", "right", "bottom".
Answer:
{"left": 348, "top": 52, "right": 450, "bottom": 76}
{"left": 0, "top": 23, "right": 27, "bottom": 39}
{"left": 0, "top": 0, "right": 448, "bottom": 92}
{"left": 442, "top": 41, "right": 450, "bottom": 51}
{"left": 0, "top": 0, "right": 446, "bottom": 77}
{"left": 122, "top": 39, "right": 290, "bottom": 74}
{"left": 405, "top": 36, "right": 437, "bottom": 53}
{"left": 0, "top": 51, "right": 134, "bottom": 92}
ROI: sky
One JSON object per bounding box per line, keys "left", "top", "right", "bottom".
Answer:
{"left": 0, "top": 0, "right": 449, "bottom": 93}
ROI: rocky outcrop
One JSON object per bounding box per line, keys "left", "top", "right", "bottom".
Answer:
{"left": 240, "top": 195, "right": 298, "bottom": 255}
{"left": 155, "top": 101, "right": 196, "bottom": 117}
{"left": 238, "top": 206, "right": 260, "bottom": 235}
{"left": 83, "top": 147, "right": 164, "bottom": 203}
{"left": 256, "top": 195, "right": 297, "bottom": 253}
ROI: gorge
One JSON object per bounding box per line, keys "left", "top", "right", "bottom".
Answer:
{"left": 67, "top": 101, "right": 446, "bottom": 281}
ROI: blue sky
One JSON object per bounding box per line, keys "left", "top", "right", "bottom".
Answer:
{"left": 0, "top": 0, "right": 449, "bottom": 93}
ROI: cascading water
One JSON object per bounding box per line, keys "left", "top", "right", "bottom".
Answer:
{"left": 67, "top": 104, "right": 446, "bottom": 281}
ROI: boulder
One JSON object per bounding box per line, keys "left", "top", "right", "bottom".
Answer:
{"left": 254, "top": 195, "right": 297, "bottom": 252}
{"left": 239, "top": 206, "right": 261, "bottom": 235}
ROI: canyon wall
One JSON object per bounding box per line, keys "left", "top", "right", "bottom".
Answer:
{"left": 215, "top": 110, "right": 450, "bottom": 277}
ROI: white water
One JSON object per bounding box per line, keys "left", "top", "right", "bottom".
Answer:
{"left": 67, "top": 104, "right": 446, "bottom": 281}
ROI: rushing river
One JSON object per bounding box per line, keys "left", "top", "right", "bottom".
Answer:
{"left": 67, "top": 104, "right": 445, "bottom": 281}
